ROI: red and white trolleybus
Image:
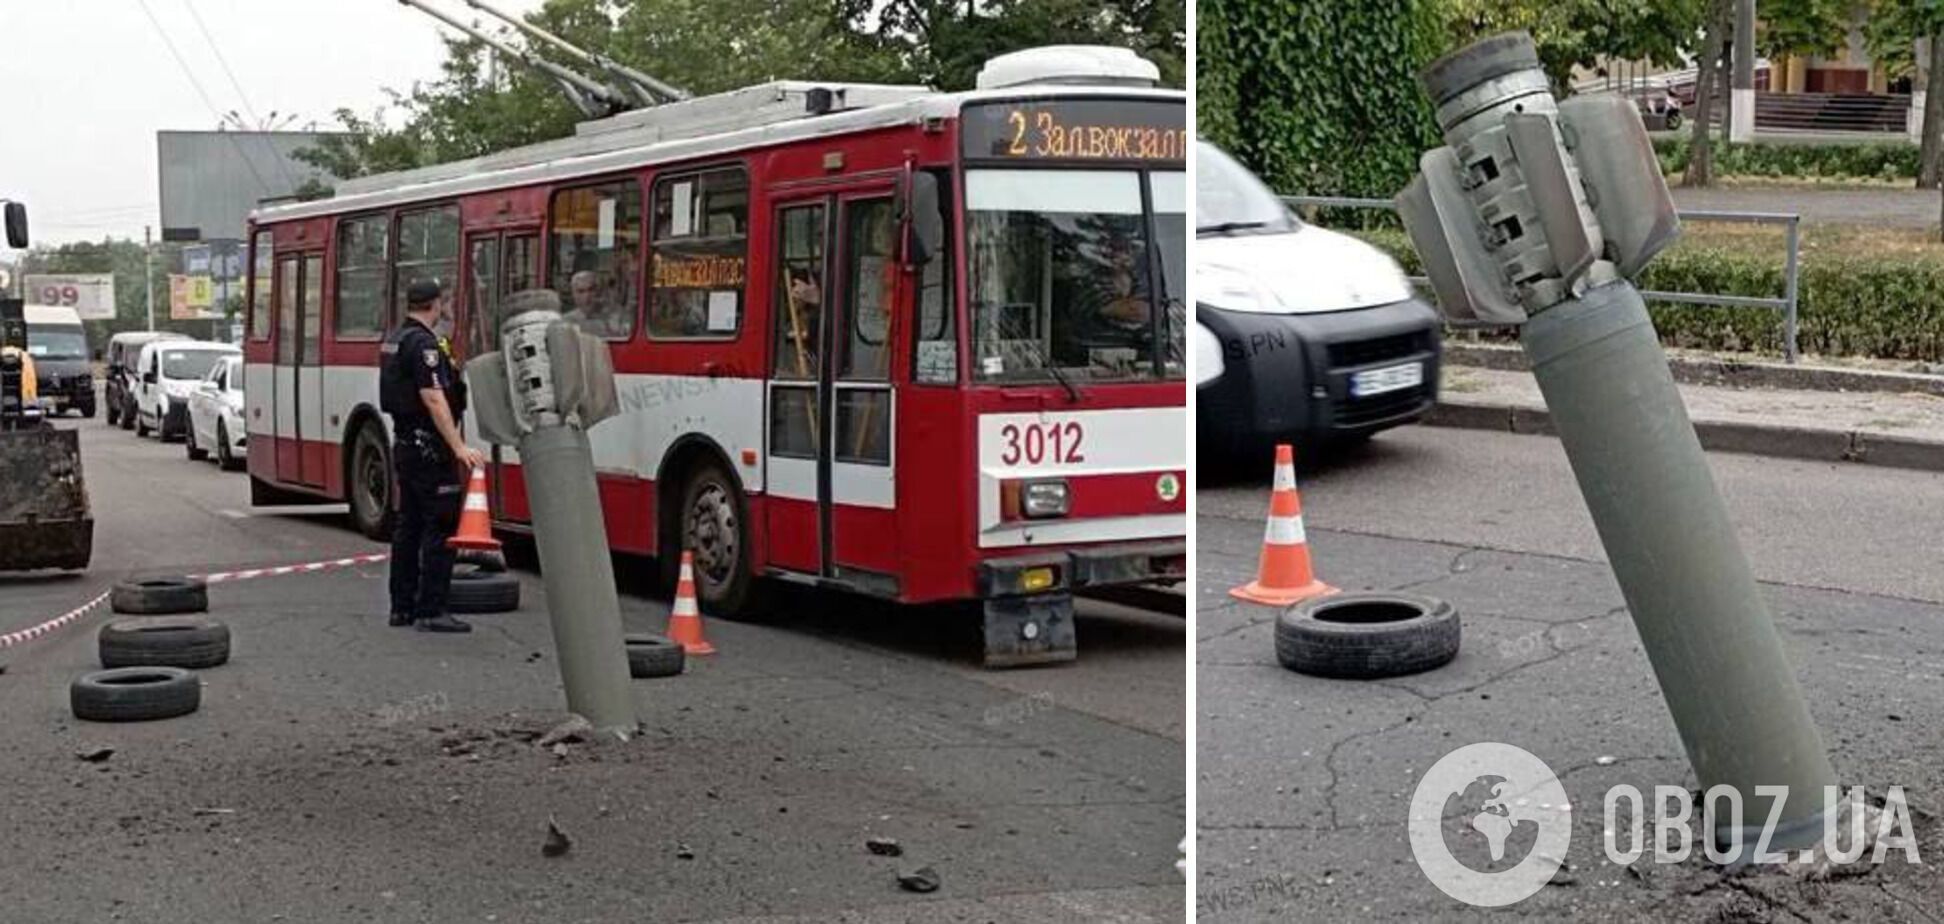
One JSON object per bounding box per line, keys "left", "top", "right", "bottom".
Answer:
{"left": 241, "top": 46, "right": 1186, "bottom": 665}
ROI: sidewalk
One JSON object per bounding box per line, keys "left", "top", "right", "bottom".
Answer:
{"left": 1433, "top": 348, "right": 1944, "bottom": 472}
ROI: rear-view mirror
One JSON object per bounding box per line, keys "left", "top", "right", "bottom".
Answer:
{"left": 901, "top": 170, "right": 943, "bottom": 268}
{"left": 4, "top": 202, "right": 27, "bottom": 249}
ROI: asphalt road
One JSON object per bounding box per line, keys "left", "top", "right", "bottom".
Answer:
{"left": 0, "top": 411, "right": 1186, "bottom": 923}
{"left": 1198, "top": 426, "right": 1944, "bottom": 921}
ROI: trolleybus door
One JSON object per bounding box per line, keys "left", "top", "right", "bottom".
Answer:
{"left": 273, "top": 253, "right": 325, "bottom": 488}
{"left": 764, "top": 189, "right": 900, "bottom": 584}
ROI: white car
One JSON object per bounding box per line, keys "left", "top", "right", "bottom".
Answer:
{"left": 185, "top": 353, "right": 246, "bottom": 469}
{"left": 1195, "top": 140, "right": 1442, "bottom": 459}
{"left": 132, "top": 340, "right": 237, "bottom": 441}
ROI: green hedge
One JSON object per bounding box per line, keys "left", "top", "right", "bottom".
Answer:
{"left": 1355, "top": 228, "right": 1944, "bottom": 361}
{"left": 1652, "top": 137, "right": 1920, "bottom": 181}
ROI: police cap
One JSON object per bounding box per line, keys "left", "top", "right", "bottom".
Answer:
{"left": 406, "top": 279, "right": 443, "bottom": 307}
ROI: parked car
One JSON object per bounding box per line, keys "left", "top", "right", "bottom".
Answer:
{"left": 23, "top": 304, "right": 94, "bottom": 418}
{"left": 185, "top": 353, "right": 246, "bottom": 469}
{"left": 1628, "top": 85, "right": 1683, "bottom": 130}
{"left": 105, "top": 330, "right": 187, "bottom": 429}
{"left": 1194, "top": 140, "right": 1441, "bottom": 460}
{"left": 131, "top": 339, "right": 237, "bottom": 441}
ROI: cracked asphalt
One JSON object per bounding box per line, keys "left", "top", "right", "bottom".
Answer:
{"left": 1196, "top": 425, "right": 1944, "bottom": 922}
{"left": 0, "top": 413, "right": 1185, "bottom": 923}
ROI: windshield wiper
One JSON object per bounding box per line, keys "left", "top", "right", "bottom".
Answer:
{"left": 1045, "top": 361, "right": 1082, "bottom": 403}
{"left": 1196, "top": 220, "right": 1271, "bottom": 235}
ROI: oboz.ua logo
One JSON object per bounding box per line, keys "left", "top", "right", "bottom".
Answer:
{"left": 1408, "top": 742, "right": 1572, "bottom": 907}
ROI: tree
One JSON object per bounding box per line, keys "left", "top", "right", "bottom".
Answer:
{"left": 1437, "top": 0, "right": 1704, "bottom": 94}
{"left": 1869, "top": 0, "right": 1944, "bottom": 188}
{"left": 1685, "top": 0, "right": 1734, "bottom": 187}
{"left": 14, "top": 238, "right": 214, "bottom": 344}
{"left": 1755, "top": 0, "right": 1848, "bottom": 62}
{"left": 298, "top": 0, "right": 1182, "bottom": 179}
{"left": 1199, "top": 0, "right": 1444, "bottom": 206}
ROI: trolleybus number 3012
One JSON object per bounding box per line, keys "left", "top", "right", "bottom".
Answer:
{"left": 998, "top": 421, "right": 1086, "bottom": 466}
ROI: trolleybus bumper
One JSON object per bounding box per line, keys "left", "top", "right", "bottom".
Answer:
{"left": 976, "top": 541, "right": 1186, "bottom": 668}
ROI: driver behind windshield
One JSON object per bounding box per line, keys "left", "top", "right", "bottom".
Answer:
{"left": 1054, "top": 232, "right": 1151, "bottom": 370}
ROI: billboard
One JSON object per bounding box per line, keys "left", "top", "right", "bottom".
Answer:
{"left": 169, "top": 274, "right": 215, "bottom": 320}
{"left": 25, "top": 274, "right": 117, "bottom": 321}
{"left": 157, "top": 130, "right": 346, "bottom": 243}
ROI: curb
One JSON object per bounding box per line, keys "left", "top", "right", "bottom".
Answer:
{"left": 1424, "top": 398, "right": 1944, "bottom": 473}
{"left": 1445, "top": 342, "right": 1944, "bottom": 397}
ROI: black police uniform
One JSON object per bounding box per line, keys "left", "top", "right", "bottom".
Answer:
{"left": 380, "top": 306, "right": 469, "bottom": 625}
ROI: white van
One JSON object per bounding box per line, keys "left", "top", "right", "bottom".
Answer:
{"left": 1194, "top": 140, "right": 1442, "bottom": 459}
{"left": 131, "top": 339, "right": 238, "bottom": 440}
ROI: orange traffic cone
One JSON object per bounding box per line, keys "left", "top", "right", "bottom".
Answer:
{"left": 1230, "top": 444, "right": 1336, "bottom": 606}
{"left": 448, "top": 465, "right": 502, "bottom": 552}
{"left": 665, "top": 551, "right": 716, "bottom": 655}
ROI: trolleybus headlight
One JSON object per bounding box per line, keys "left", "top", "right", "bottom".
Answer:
{"left": 1021, "top": 479, "right": 1071, "bottom": 519}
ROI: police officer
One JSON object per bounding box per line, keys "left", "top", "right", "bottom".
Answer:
{"left": 381, "top": 279, "right": 486, "bottom": 632}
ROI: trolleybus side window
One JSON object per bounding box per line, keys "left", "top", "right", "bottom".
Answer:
{"left": 249, "top": 230, "right": 272, "bottom": 341}
{"left": 771, "top": 202, "right": 825, "bottom": 458}
{"left": 549, "top": 180, "right": 641, "bottom": 341}
{"left": 335, "top": 214, "right": 390, "bottom": 340}
{"left": 836, "top": 198, "right": 895, "bottom": 465}
{"left": 1150, "top": 170, "right": 1187, "bottom": 379}
{"left": 506, "top": 233, "right": 540, "bottom": 294}
{"left": 393, "top": 205, "right": 460, "bottom": 323}
{"left": 913, "top": 169, "right": 956, "bottom": 384}
{"left": 649, "top": 167, "right": 748, "bottom": 340}
{"left": 468, "top": 236, "right": 500, "bottom": 358}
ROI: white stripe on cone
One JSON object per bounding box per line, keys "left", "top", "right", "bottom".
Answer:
{"left": 1273, "top": 462, "right": 1296, "bottom": 492}
{"left": 1264, "top": 514, "right": 1308, "bottom": 546}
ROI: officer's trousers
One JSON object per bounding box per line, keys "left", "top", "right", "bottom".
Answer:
{"left": 388, "top": 436, "right": 465, "bottom": 619}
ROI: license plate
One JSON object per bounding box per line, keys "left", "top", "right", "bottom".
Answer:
{"left": 1350, "top": 362, "right": 1423, "bottom": 398}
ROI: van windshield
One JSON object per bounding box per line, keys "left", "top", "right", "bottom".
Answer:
{"left": 27, "top": 325, "right": 87, "bottom": 361}
{"left": 1196, "top": 141, "right": 1300, "bottom": 236}
{"left": 163, "top": 350, "right": 229, "bottom": 381}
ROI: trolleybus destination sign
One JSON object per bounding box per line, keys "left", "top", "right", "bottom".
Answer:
{"left": 961, "top": 99, "right": 1186, "bottom": 163}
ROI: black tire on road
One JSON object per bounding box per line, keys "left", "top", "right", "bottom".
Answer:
{"left": 80, "top": 401, "right": 95, "bottom": 419}
{"left": 71, "top": 667, "right": 202, "bottom": 722}
{"left": 111, "top": 576, "right": 209, "bottom": 615}
{"left": 134, "top": 408, "right": 151, "bottom": 437}
{"left": 1274, "top": 592, "right": 1461, "bottom": 680}
{"left": 348, "top": 421, "right": 393, "bottom": 541}
{"left": 99, "top": 616, "right": 231, "bottom": 669}
{"left": 625, "top": 633, "right": 685, "bottom": 678}
{"left": 106, "top": 397, "right": 120, "bottom": 427}
{"left": 121, "top": 395, "right": 138, "bottom": 431}
{"left": 185, "top": 425, "right": 208, "bottom": 461}
{"left": 448, "top": 568, "right": 520, "bottom": 614}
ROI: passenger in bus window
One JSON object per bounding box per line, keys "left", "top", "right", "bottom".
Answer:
{"left": 781, "top": 268, "right": 822, "bottom": 377}
{"left": 564, "top": 269, "right": 627, "bottom": 339}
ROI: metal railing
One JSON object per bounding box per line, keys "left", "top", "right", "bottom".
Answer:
{"left": 1282, "top": 195, "right": 1803, "bottom": 362}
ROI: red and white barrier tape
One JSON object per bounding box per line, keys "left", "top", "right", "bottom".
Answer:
{"left": 0, "top": 551, "right": 391, "bottom": 651}
{"left": 0, "top": 591, "right": 111, "bottom": 650}
{"left": 194, "top": 552, "right": 390, "bottom": 585}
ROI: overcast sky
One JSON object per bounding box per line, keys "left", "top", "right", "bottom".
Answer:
{"left": 0, "top": 0, "right": 544, "bottom": 244}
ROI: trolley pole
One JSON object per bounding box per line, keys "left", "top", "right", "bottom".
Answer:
{"left": 465, "top": 290, "right": 637, "bottom": 737}
{"left": 1396, "top": 32, "right": 1837, "bottom": 862}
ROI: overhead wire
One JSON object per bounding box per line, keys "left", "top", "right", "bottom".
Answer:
{"left": 178, "top": 0, "right": 302, "bottom": 191}
{"left": 132, "top": 0, "right": 274, "bottom": 203}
